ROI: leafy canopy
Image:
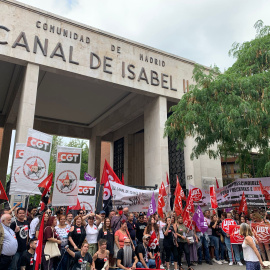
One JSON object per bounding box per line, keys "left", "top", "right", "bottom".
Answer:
{"left": 165, "top": 20, "right": 270, "bottom": 176}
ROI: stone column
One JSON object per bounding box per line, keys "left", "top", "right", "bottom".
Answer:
{"left": 88, "top": 134, "right": 101, "bottom": 181}
{"left": 15, "top": 63, "right": 39, "bottom": 143}
{"left": 144, "top": 96, "right": 169, "bottom": 187}
{"left": 0, "top": 124, "right": 13, "bottom": 187}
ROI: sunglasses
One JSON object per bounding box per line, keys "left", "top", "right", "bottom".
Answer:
{"left": 47, "top": 211, "right": 52, "bottom": 214}
{"left": 145, "top": 238, "right": 150, "bottom": 241}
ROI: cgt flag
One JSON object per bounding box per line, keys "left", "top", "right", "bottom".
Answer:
{"left": 174, "top": 178, "right": 183, "bottom": 216}
{"left": 158, "top": 187, "right": 165, "bottom": 218}
{"left": 0, "top": 180, "right": 9, "bottom": 203}
{"left": 103, "top": 178, "right": 113, "bottom": 217}
{"left": 38, "top": 172, "right": 53, "bottom": 211}
{"left": 210, "top": 185, "right": 218, "bottom": 209}
{"left": 100, "top": 159, "right": 122, "bottom": 185}
{"left": 34, "top": 213, "right": 45, "bottom": 270}
{"left": 147, "top": 192, "right": 156, "bottom": 217}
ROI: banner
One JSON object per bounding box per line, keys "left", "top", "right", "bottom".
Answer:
{"left": 251, "top": 223, "right": 270, "bottom": 244}
{"left": 229, "top": 225, "right": 245, "bottom": 244}
{"left": 110, "top": 181, "right": 158, "bottom": 212}
{"left": 222, "top": 218, "right": 237, "bottom": 234}
{"left": 52, "top": 146, "right": 82, "bottom": 206}
{"left": 78, "top": 180, "right": 96, "bottom": 212}
{"left": 15, "top": 129, "right": 52, "bottom": 194}
{"left": 9, "top": 143, "right": 25, "bottom": 195}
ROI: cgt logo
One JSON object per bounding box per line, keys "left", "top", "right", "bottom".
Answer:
{"left": 27, "top": 137, "right": 51, "bottom": 152}
{"left": 57, "top": 152, "right": 80, "bottom": 163}
{"left": 78, "top": 186, "right": 95, "bottom": 196}
{"left": 16, "top": 149, "right": 24, "bottom": 159}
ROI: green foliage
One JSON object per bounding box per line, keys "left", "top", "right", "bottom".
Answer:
{"left": 165, "top": 20, "right": 270, "bottom": 176}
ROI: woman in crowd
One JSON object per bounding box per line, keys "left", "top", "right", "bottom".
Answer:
{"left": 163, "top": 217, "right": 178, "bottom": 270}
{"left": 92, "top": 239, "right": 110, "bottom": 270}
{"left": 43, "top": 216, "right": 61, "bottom": 270}
{"left": 114, "top": 220, "right": 129, "bottom": 259}
{"left": 98, "top": 217, "right": 114, "bottom": 265}
{"left": 157, "top": 216, "right": 166, "bottom": 266}
{"left": 68, "top": 215, "right": 87, "bottom": 251}
{"left": 210, "top": 214, "right": 222, "bottom": 264}
{"left": 144, "top": 216, "right": 160, "bottom": 252}
{"left": 86, "top": 215, "right": 99, "bottom": 256}
{"left": 174, "top": 216, "right": 193, "bottom": 270}
{"left": 240, "top": 223, "right": 265, "bottom": 270}
{"left": 66, "top": 240, "right": 93, "bottom": 270}
{"left": 55, "top": 214, "right": 70, "bottom": 270}
{"left": 35, "top": 212, "right": 49, "bottom": 238}
{"left": 187, "top": 212, "right": 199, "bottom": 265}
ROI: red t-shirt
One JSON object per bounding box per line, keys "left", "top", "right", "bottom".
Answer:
{"left": 115, "top": 230, "right": 128, "bottom": 248}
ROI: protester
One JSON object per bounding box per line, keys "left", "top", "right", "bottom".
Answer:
{"left": 92, "top": 239, "right": 109, "bottom": 270}
{"left": 27, "top": 207, "right": 37, "bottom": 223}
{"left": 10, "top": 207, "right": 29, "bottom": 270}
{"left": 68, "top": 215, "right": 86, "bottom": 251}
{"left": 20, "top": 238, "right": 37, "bottom": 270}
{"left": 210, "top": 214, "right": 222, "bottom": 264}
{"left": 157, "top": 216, "right": 166, "bottom": 267}
{"left": 111, "top": 207, "right": 127, "bottom": 233}
{"left": 66, "top": 241, "right": 93, "bottom": 270}
{"left": 174, "top": 216, "right": 193, "bottom": 270}
{"left": 86, "top": 215, "right": 99, "bottom": 256}
{"left": 163, "top": 217, "right": 178, "bottom": 270}
{"left": 135, "top": 213, "right": 147, "bottom": 244}
{"left": 127, "top": 213, "right": 136, "bottom": 247}
{"left": 97, "top": 217, "right": 114, "bottom": 264}
{"left": 55, "top": 214, "right": 70, "bottom": 270}
{"left": 240, "top": 223, "right": 265, "bottom": 270}
{"left": 35, "top": 212, "right": 49, "bottom": 238}
{"left": 0, "top": 214, "right": 18, "bottom": 267}
{"left": 42, "top": 216, "right": 61, "bottom": 270}
{"left": 66, "top": 212, "right": 73, "bottom": 229}
{"left": 97, "top": 210, "right": 106, "bottom": 230}
{"left": 136, "top": 234, "right": 156, "bottom": 268}
{"left": 115, "top": 220, "right": 129, "bottom": 258}
{"left": 117, "top": 238, "right": 138, "bottom": 270}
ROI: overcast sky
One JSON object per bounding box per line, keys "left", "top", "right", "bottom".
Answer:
{"left": 17, "top": 0, "right": 270, "bottom": 72}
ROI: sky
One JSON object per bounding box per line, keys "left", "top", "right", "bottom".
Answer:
{"left": 17, "top": 0, "right": 270, "bottom": 72}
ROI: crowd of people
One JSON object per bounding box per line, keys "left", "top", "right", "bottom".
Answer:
{"left": 0, "top": 204, "right": 268, "bottom": 270}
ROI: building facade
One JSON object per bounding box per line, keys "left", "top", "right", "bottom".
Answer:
{"left": 0, "top": 0, "right": 222, "bottom": 195}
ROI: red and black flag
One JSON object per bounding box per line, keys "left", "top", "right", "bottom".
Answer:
{"left": 34, "top": 213, "right": 45, "bottom": 270}
{"left": 0, "top": 180, "right": 9, "bottom": 204}
{"left": 38, "top": 172, "right": 53, "bottom": 211}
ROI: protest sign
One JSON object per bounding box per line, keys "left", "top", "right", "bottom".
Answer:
{"left": 78, "top": 180, "right": 96, "bottom": 212}
{"left": 15, "top": 129, "right": 52, "bottom": 194}
{"left": 52, "top": 146, "right": 82, "bottom": 206}
{"left": 189, "top": 184, "right": 202, "bottom": 202}
{"left": 251, "top": 223, "right": 270, "bottom": 244}
{"left": 9, "top": 143, "right": 26, "bottom": 195}
{"left": 222, "top": 218, "right": 237, "bottom": 234}
{"left": 229, "top": 225, "right": 244, "bottom": 244}
{"left": 110, "top": 181, "right": 158, "bottom": 212}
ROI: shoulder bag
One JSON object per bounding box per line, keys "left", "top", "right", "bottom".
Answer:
{"left": 44, "top": 227, "right": 61, "bottom": 260}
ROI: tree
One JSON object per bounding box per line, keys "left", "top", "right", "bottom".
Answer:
{"left": 65, "top": 138, "right": 89, "bottom": 179}
{"left": 165, "top": 20, "right": 270, "bottom": 177}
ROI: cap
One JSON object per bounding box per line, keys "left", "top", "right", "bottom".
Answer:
{"left": 100, "top": 210, "right": 106, "bottom": 214}
{"left": 117, "top": 206, "right": 123, "bottom": 210}
{"left": 139, "top": 213, "right": 144, "bottom": 217}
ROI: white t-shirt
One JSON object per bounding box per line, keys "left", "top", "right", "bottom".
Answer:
{"left": 85, "top": 224, "right": 98, "bottom": 244}
{"left": 29, "top": 217, "right": 39, "bottom": 238}
{"left": 157, "top": 220, "right": 166, "bottom": 239}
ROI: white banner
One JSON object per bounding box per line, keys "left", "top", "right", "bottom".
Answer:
{"left": 78, "top": 180, "right": 96, "bottom": 212}
{"left": 52, "top": 146, "right": 82, "bottom": 206}
{"left": 15, "top": 129, "right": 52, "bottom": 195}
{"left": 9, "top": 143, "right": 26, "bottom": 195}
{"left": 110, "top": 181, "right": 159, "bottom": 212}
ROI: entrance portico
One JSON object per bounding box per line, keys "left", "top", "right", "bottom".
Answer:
{"left": 0, "top": 0, "right": 222, "bottom": 197}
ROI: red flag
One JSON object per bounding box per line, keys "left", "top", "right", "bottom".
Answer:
{"left": 259, "top": 181, "right": 270, "bottom": 201}
{"left": 182, "top": 192, "right": 193, "bottom": 230}
{"left": 121, "top": 173, "right": 125, "bottom": 185}
{"left": 175, "top": 176, "right": 186, "bottom": 201}
{"left": 166, "top": 172, "right": 169, "bottom": 186}
{"left": 67, "top": 198, "right": 81, "bottom": 213}
{"left": 174, "top": 179, "right": 183, "bottom": 216}
{"left": 185, "top": 189, "right": 194, "bottom": 213}
{"left": 38, "top": 173, "right": 53, "bottom": 211}
{"left": 100, "top": 159, "right": 122, "bottom": 185}
{"left": 158, "top": 188, "right": 165, "bottom": 218}
{"left": 210, "top": 185, "right": 218, "bottom": 209}
{"left": 215, "top": 177, "right": 220, "bottom": 189}
{"left": 34, "top": 213, "right": 45, "bottom": 270}
{"left": 103, "top": 175, "right": 113, "bottom": 216}
{"left": 239, "top": 192, "right": 248, "bottom": 215}
{"left": 0, "top": 181, "right": 8, "bottom": 201}
{"left": 148, "top": 231, "right": 159, "bottom": 249}
{"left": 160, "top": 182, "right": 167, "bottom": 197}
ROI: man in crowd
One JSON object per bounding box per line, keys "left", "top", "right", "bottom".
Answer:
{"left": 0, "top": 214, "right": 18, "bottom": 267}
{"left": 27, "top": 208, "right": 37, "bottom": 224}
{"left": 20, "top": 238, "right": 37, "bottom": 270}
{"left": 117, "top": 237, "right": 138, "bottom": 270}
{"left": 10, "top": 208, "right": 29, "bottom": 270}
{"left": 135, "top": 213, "right": 147, "bottom": 244}
{"left": 66, "top": 212, "right": 73, "bottom": 229}
{"left": 111, "top": 206, "right": 128, "bottom": 233}
{"left": 136, "top": 234, "right": 156, "bottom": 268}
{"left": 109, "top": 210, "right": 116, "bottom": 220}
{"left": 97, "top": 210, "right": 106, "bottom": 230}
{"left": 127, "top": 213, "right": 136, "bottom": 247}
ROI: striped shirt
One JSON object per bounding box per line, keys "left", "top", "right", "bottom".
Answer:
{"left": 2, "top": 224, "right": 18, "bottom": 256}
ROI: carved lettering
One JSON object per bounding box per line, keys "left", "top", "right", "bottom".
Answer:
{"left": 33, "top": 36, "right": 48, "bottom": 56}
{"left": 161, "top": 73, "right": 168, "bottom": 89}
{"left": 127, "top": 64, "right": 135, "bottom": 80}
{"left": 0, "top": 25, "right": 10, "bottom": 45}
{"left": 138, "top": 67, "right": 149, "bottom": 84}
{"left": 103, "top": 56, "right": 113, "bottom": 74}
{"left": 69, "top": 46, "right": 79, "bottom": 65}
{"left": 12, "top": 32, "right": 30, "bottom": 52}
{"left": 90, "top": 52, "right": 101, "bottom": 69}
{"left": 151, "top": 70, "right": 159, "bottom": 86}
{"left": 50, "top": 42, "right": 66, "bottom": 61}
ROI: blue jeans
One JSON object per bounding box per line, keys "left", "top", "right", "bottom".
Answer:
{"left": 56, "top": 248, "right": 69, "bottom": 270}
{"left": 224, "top": 236, "right": 240, "bottom": 262}
{"left": 137, "top": 259, "right": 156, "bottom": 268}
{"left": 9, "top": 251, "right": 23, "bottom": 270}
{"left": 209, "top": 235, "right": 220, "bottom": 260}
{"left": 219, "top": 238, "right": 226, "bottom": 260}
{"left": 198, "top": 234, "right": 210, "bottom": 262}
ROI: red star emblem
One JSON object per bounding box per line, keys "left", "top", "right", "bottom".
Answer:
{"left": 26, "top": 159, "right": 38, "bottom": 171}
{"left": 59, "top": 173, "right": 70, "bottom": 184}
